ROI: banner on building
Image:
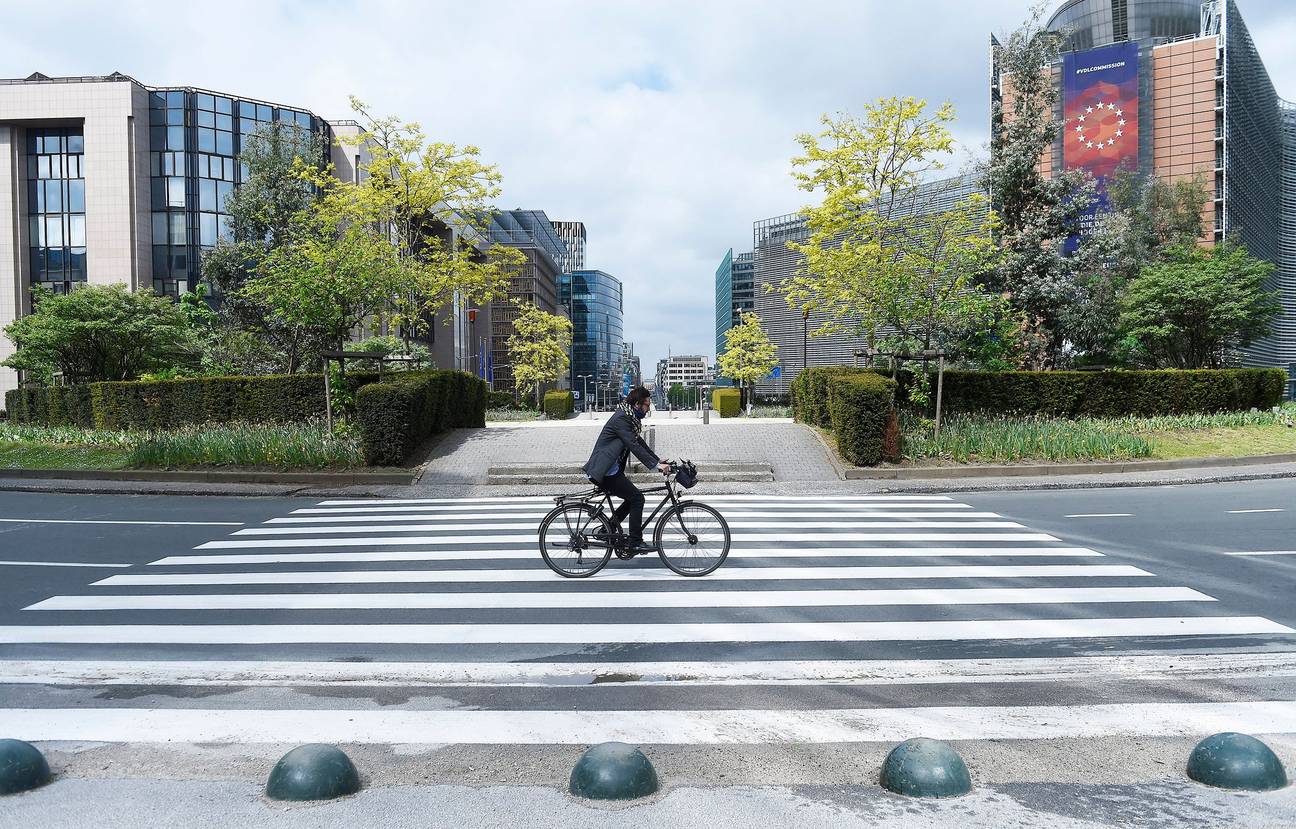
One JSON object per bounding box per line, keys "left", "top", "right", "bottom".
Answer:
{"left": 1063, "top": 41, "right": 1140, "bottom": 244}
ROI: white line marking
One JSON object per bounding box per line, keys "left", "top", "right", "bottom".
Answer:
{"left": 26, "top": 586, "right": 1212, "bottom": 612}
{"left": 95, "top": 564, "right": 1150, "bottom": 586}
{"left": 7, "top": 652, "right": 1295, "bottom": 688}
{"left": 235, "top": 521, "right": 1026, "bottom": 535}
{"left": 0, "top": 518, "right": 243, "bottom": 527}
{"left": 197, "top": 533, "right": 1061, "bottom": 549}
{"left": 1228, "top": 509, "right": 1285, "bottom": 514}
{"left": 148, "top": 547, "right": 1105, "bottom": 567}
{"left": 294, "top": 502, "right": 978, "bottom": 515}
{"left": 9, "top": 700, "right": 1296, "bottom": 743}
{"left": 1065, "top": 514, "right": 1133, "bottom": 518}
{"left": 0, "top": 617, "right": 1283, "bottom": 645}
{"left": 316, "top": 495, "right": 956, "bottom": 506}
{"left": 0, "top": 560, "right": 132, "bottom": 569}
{"left": 1224, "top": 551, "right": 1296, "bottom": 557}
{"left": 270, "top": 511, "right": 1003, "bottom": 523}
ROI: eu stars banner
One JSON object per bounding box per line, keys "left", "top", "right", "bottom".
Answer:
{"left": 1063, "top": 41, "right": 1140, "bottom": 245}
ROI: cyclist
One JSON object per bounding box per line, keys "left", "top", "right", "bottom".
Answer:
{"left": 582, "top": 386, "right": 672, "bottom": 555}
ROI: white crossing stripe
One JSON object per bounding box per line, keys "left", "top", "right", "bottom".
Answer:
{"left": 292, "top": 502, "right": 978, "bottom": 515}
{"left": 234, "top": 520, "right": 1027, "bottom": 535}
{"left": 93, "top": 564, "right": 1152, "bottom": 587}
{"left": 0, "top": 518, "right": 243, "bottom": 527}
{"left": 196, "top": 533, "right": 1061, "bottom": 549}
{"left": 269, "top": 511, "right": 1004, "bottom": 523}
{"left": 316, "top": 495, "right": 957, "bottom": 506}
{"left": 25, "top": 586, "right": 1212, "bottom": 612}
{"left": 147, "top": 546, "right": 1105, "bottom": 566}
{"left": 9, "top": 700, "right": 1296, "bottom": 743}
{"left": 0, "top": 617, "right": 1285, "bottom": 645}
{"left": 0, "top": 560, "right": 132, "bottom": 569}
{"left": 1224, "top": 550, "right": 1296, "bottom": 557}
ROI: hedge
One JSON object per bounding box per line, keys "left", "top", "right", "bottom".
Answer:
{"left": 826, "top": 372, "right": 899, "bottom": 466}
{"left": 793, "top": 366, "right": 1286, "bottom": 421}
{"left": 713, "top": 388, "right": 741, "bottom": 417}
{"left": 543, "top": 390, "right": 574, "bottom": 420}
{"left": 5, "top": 373, "right": 386, "bottom": 430}
{"left": 939, "top": 368, "right": 1286, "bottom": 417}
{"left": 356, "top": 370, "right": 486, "bottom": 466}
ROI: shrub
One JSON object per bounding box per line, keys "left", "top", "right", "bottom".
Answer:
{"left": 4, "top": 385, "right": 95, "bottom": 428}
{"left": 939, "top": 368, "right": 1286, "bottom": 417}
{"left": 792, "top": 366, "right": 872, "bottom": 426}
{"left": 713, "top": 388, "right": 742, "bottom": 417}
{"left": 355, "top": 370, "right": 485, "bottom": 466}
{"left": 826, "top": 372, "right": 899, "bottom": 466}
{"left": 543, "top": 390, "right": 574, "bottom": 420}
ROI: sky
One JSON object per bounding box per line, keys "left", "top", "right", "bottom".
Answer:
{"left": 5, "top": 0, "right": 1296, "bottom": 378}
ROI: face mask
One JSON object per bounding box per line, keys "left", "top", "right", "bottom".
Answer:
{"left": 633, "top": 407, "right": 647, "bottom": 419}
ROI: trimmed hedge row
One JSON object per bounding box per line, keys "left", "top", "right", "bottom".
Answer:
{"left": 826, "top": 372, "right": 899, "bottom": 466}
{"left": 938, "top": 369, "right": 1286, "bottom": 417}
{"left": 544, "top": 390, "right": 574, "bottom": 420}
{"left": 356, "top": 370, "right": 486, "bottom": 466}
{"left": 5, "top": 373, "right": 382, "bottom": 430}
{"left": 793, "top": 366, "right": 1286, "bottom": 422}
{"left": 713, "top": 388, "right": 742, "bottom": 417}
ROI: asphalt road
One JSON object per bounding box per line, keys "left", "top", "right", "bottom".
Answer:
{"left": 0, "top": 482, "right": 1292, "bottom": 827}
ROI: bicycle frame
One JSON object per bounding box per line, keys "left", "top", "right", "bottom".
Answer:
{"left": 556, "top": 477, "right": 685, "bottom": 540}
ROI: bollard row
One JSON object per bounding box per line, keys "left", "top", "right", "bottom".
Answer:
{"left": 0, "top": 733, "right": 1288, "bottom": 802}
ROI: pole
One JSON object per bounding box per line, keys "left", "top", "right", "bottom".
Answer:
{"left": 935, "top": 354, "right": 946, "bottom": 441}
{"left": 802, "top": 308, "right": 809, "bottom": 378}
{"left": 323, "top": 359, "right": 333, "bottom": 432}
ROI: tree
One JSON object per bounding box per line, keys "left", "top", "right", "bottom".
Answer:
{"left": 1118, "top": 242, "right": 1281, "bottom": 369}
{"left": 718, "top": 312, "right": 779, "bottom": 408}
{"left": 983, "top": 8, "right": 1099, "bottom": 364}
{"left": 240, "top": 99, "right": 523, "bottom": 363}
{"left": 507, "top": 302, "right": 573, "bottom": 407}
{"left": 667, "top": 383, "right": 698, "bottom": 409}
{"left": 3, "top": 284, "right": 196, "bottom": 383}
{"left": 201, "top": 121, "right": 332, "bottom": 373}
{"left": 1065, "top": 173, "right": 1211, "bottom": 363}
{"left": 780, "top": 97, "right": 1003, "bottom": 352}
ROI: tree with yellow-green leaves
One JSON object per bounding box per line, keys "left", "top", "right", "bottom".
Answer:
{"left": 241, "top": 97, "right": 524, "bottom": 358}
{"left": 779, "top": 97, "right": 1002, "bottom": 356}
{"left": 508, "top": 302, "right": 573, "bottom": 408}
{"left": 718, "top": 312, "right": 779, "bottom": 409}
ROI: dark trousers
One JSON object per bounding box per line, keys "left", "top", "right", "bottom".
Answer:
{"left": 601, "top": 471, "right": 646, "bottom": 541}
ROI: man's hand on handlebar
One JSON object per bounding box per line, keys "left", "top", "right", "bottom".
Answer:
{"left": 657, "top": 461, "right": 673, "bottom": 474}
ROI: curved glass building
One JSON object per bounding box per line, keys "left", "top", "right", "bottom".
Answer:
{"left": 992, "top": 0, "right": 1295, "bottom": 393}
{"left": 560, "top": 269, "right": 624, "bottom": 400}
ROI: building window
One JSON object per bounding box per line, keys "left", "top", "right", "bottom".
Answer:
{"left": 25, "top": 127, "right": 87, "bottom": 293}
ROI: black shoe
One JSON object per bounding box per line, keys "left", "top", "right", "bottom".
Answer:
{"left": 625, "top": 540, "right": 656, "bottom": 556}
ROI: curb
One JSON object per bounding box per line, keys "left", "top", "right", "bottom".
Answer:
{"left": 0, "top": 468, "right": 415, "bottom": 486}
{"left": 845, "top": 452, "right": 1296, "bottom": 480}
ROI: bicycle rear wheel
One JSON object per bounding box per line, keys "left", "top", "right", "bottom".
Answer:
{"left": 539, "top": 503, "right": 613, "bottom": 578}
{"left": 655, "top": 501, "right": 730, "bottom": 576}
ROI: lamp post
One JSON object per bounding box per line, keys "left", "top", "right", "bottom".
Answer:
{"left": 468, "top": 308, "right": 478, "bottom": 377}
{"left": 802, "top": 307, "right": 809, "bottom": 379}
{"left": 578, "top": 374, "right": 590, "bottom": 415}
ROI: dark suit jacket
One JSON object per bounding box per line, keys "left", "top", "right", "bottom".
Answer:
{"left": 582, "top": 411, "right": 661, "bottom": 483}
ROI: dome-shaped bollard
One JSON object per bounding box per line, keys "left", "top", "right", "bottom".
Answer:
{"left": 1187, "top": 733, "right": 1288, "bottom": 792}
{"left": 880, "top": 737, "right": 972, "bottom": 798}
{"left": 265, "top": 744, "right": 361, "bottom": 801}
{"left": 569, "top": 742, "right": 659, "bottom": 800}
{"left": 0, "top": 739, "right": 51, "bottom": 795}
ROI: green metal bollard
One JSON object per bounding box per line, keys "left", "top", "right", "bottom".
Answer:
{"left": 1187, "top": 733, "right": 1288, "bottom": 791}
{"left": 0, "top": 739, "right": 51, "bottom": 795}
{"left": 569, "top": 741, "right": 659, "bottom": 800}
{"left": 880, "top": 737, "right": 972, "bottom": 798}
{"left": 265, "top": 744, "right": 361, "bottom": 801}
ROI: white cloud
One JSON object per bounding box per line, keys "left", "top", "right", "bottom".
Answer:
{"left": 4, "top": 0, "right": 1295, "bottom": 372}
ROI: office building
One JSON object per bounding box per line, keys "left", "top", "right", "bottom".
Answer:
{"left": 0, "top": 72, "right": 352, "bottom": 396}
{"left": 994, "top": 0, "right": 1296, "bottom": 393}
{"left": 484, "top": 209, "right": 569, "bottom": 392}
{"left": 752, "top": 173, "right": 987, "bottom": 394}
{"left": 662, "top": 354, "right": 710, "bottom": 388}
{"left": 714, "top": 248, "right": 755, "bottom": 358}
{"left": 551, "top": 220, "right": 587, "bottom": 273}
{"left": 559, "top": 269, "right": 623, "bottom": 401}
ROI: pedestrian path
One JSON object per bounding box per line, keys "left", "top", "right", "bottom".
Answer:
{"left": 3, "top": 493, "right": 1295, "bottom": 745}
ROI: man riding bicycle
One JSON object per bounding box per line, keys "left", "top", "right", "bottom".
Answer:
{"left": 582, "top": 386, "right": 672, "bottom": 556}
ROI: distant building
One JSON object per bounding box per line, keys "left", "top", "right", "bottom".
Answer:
{"left": 663, "top": 354, "right": 710, "bottom": 388}
{"left": 714, "top": 248, "right": 755, "bottom": 359}
{"left": 550, "top": 220, "right": 587, "bottom": 273}
{"left": 559, "top": 269, "right": 623, "bottom": 401}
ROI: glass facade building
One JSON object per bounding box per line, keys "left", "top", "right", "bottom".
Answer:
{"left": 714, "top": 248, "right": 755, "bottom": 360}
{"left": 25, "top": 127, "right": 87, "bottom": 293}
{"left": 560, "top": 269, "right": 624, "bottom": 399}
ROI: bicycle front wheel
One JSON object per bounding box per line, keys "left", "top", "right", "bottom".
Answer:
{"left": 539, "top": 503, "right": 613, "bottom": 578}
{"left": 655, "top": 501, "right": 730, "bottom": 576}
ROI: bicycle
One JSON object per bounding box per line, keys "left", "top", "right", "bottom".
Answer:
{"left": 537, "top": 460, "right": 731, "bottom": 578}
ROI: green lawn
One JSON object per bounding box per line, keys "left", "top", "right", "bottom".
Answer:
{"left": 1149, "top": 425, "right": 1296, "bottom": 459}
{"left": 0, "top": 441, "right": 133, "bottom": 470}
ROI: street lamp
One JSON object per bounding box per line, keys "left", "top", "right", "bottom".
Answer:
{"left": 802, "top": 307, "right": 810, "bottom": 378}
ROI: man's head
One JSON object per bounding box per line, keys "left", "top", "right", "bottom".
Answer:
{"left": 626, "top": 386, "right": 652, "bottom": 415}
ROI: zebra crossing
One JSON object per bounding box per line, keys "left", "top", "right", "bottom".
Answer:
{"left": 4, "top": 492, "right": 1296, "bottom": 745}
